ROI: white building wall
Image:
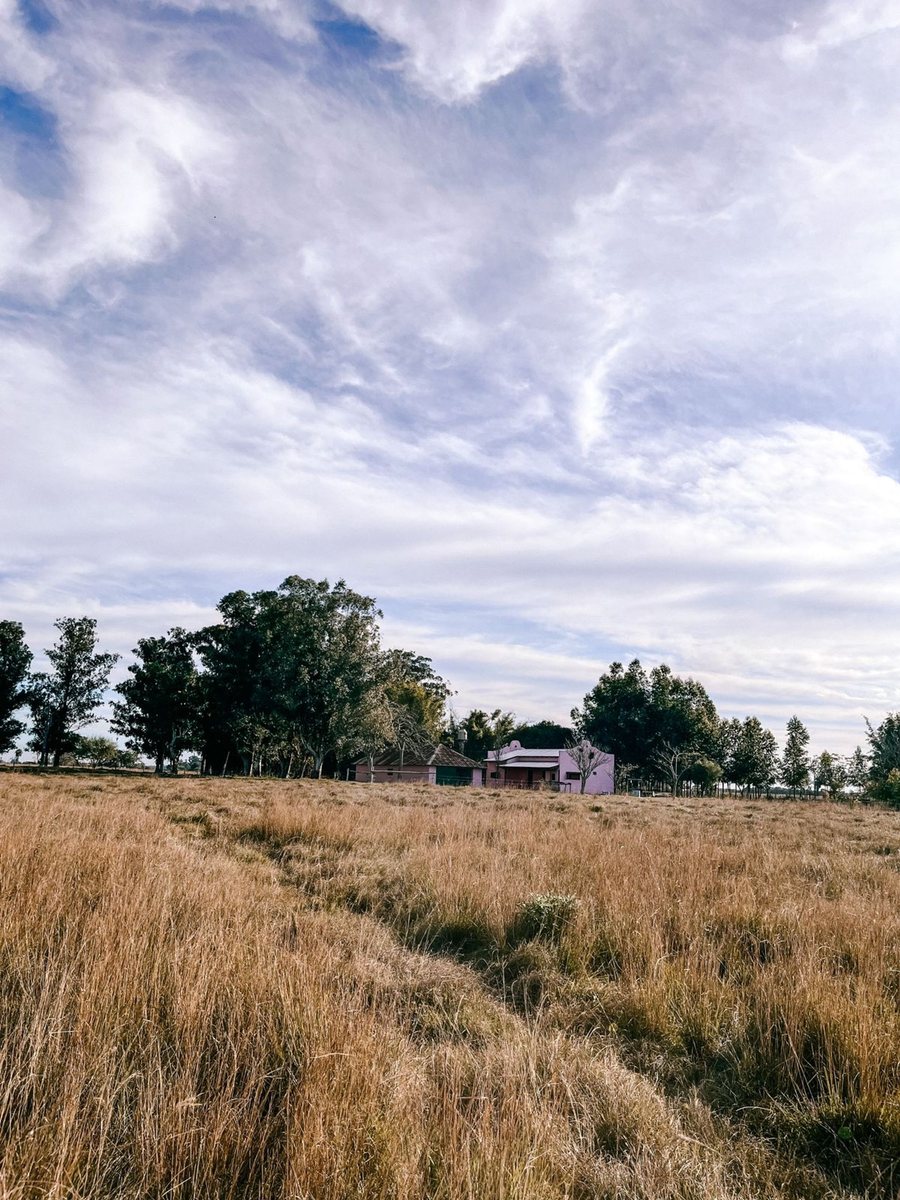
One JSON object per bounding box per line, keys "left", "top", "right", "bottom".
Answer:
{"left": 557, "top": 748, "right": 615, "bottom": 794}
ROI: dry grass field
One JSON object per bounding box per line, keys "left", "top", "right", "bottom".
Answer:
{"left": 0, "top": 773, "right": 898, "bottom": 1199}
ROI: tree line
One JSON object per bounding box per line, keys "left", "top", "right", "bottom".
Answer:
{"left": 0, "top": 579, "right": 451, "bottom": 778}
{"left": 1, "top": 579, "right": 900, "bottom": 803}
{"left": 568, "top": 658, "right": 882, "bottom": 801}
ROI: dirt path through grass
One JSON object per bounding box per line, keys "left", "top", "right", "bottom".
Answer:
{"left": 163, "top": 777, "right": 890, "bottom": 1199}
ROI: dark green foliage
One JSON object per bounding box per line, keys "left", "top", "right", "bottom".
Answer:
{"left": 193, "top": 588, "right": 276, "bottom": 775}
{"left": 265, "top": 577, "right": 384, "bottom": 776}
{"left": 0, "top": 620, "right": 32, "bottom": 754}
{"left": 781, "top": 715, "right": 811, "bottom": 795}
{"left": 573, "top": 659, "right": 651, "bottom": 769}
{"left": 574, "top": 659, "right": 719, "bottom": 783}
{"left": 112, "top": 629, "right": 199, "bottom": 774}
{"left": 866, "top": 714, "right": 900, "bottom": 802}
{"left": 195, "top": 577, "right": 386, "bottom": 777}
{"left": 509, "top": 720, "right": 574, "bottom": 749}
{"left": 812, "top": 750, "right": 847, "bottom": 800}
{"left": 683, "top": 755, "right": 723, "bottom": 795}
{"left": 379, "top": 650, "right": 452, "bottom": 766}
{"left": 28, "top": 618, "right": 118, "bottom": 768}
{"left": 846, "top": 746, "right": 869, "bottom": 793}
{"left": 446, "top": 708, "right": 515, "bottom": 763}
{"left": 383, "top": 650, "right": 450, "bottom": 741}
{"left": 730, "top": 716, "right": 780, "bottom": 794}
{"left": 70, "top": 734, "right": 121, "bottom": 768}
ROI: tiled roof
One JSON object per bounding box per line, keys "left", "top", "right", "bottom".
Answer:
{"left": 429, "top": 743, "right": 482, "bottom": 768}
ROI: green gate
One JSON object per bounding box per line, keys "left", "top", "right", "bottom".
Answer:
{"left": 435, "top": 765, "right": 472, "bottom": 787}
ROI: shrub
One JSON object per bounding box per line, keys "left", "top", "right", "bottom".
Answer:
{"left": 512, "top": 893, "right": 580, "bottom": 944}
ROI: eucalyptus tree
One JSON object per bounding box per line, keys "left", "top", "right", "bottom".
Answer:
{"left": 264, "top": 576, "right": 386, "bottom": 778}
{"left": 72, "top": 735, "right": 120, "bottom": 769}
{"left": 194, "top": 588, "right": 276, "bottom": 774}
{"left": 447, "top": 709, "right": 515, "bottom": 765}
{"left": 112, "top": 629, "right": 199, "bottom": 774}
{"left": 713, "top": 717, "right": 742, "bottom": 794}
{"left": 683, "top": 756, "right": 723, "bottom": 796}
{"left": 382, "top": 650, "right": 450, "bottom": 742}
{"left": 510, "top": 720, "right": 575, "bottom": 749}
{"left": 0, "top": 620, "right": 32, "bottom": 754}
{"left": 574, "top": 660, "right": 651, "bottom": 772}
{"left": 28, "top": 617, "right": 118, "bottom": 768}
{"left": 649, "top": 664, "right": 719, "bottom": 759}
{"left": 575, "top": 659, "right": 719, "bottom": 785}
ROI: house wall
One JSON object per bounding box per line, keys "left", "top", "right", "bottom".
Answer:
{"left": 485, "top": 765, "right": 557, "bottom": 788}
{"left": 557, "top": 749, "right": 614, "bottom": 794}
{"left": 354, "top": 763, "right": 435, "bottom": 784}
{"left": 355, "top": 764, "right": 481, "bottom": 786}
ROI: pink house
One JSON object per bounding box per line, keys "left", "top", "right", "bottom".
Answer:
{"left": 484, "top": 740, "right": 614, "bottom": 794}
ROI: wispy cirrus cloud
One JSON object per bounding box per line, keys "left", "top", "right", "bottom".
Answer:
{"left": 2, "top": 0, "right": 899, "bottom": 752}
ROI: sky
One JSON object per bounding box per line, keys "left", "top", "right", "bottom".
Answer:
{"left": 2, "top": 0, "right": 900, "bottom": 753}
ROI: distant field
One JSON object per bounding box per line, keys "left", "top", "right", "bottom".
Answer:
{"left": 0, "top": 775, "right": 898, "bottom": 1199}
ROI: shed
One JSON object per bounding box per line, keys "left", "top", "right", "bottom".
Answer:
{"left": 355, "top": 742, "right": 483, "bottom": 787}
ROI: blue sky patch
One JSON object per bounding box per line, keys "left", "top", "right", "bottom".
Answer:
{"left": 17, "top": 0, "right": 56, "bottom": 35}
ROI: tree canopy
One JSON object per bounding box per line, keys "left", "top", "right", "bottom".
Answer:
{"left": 509, "top": 720, "right": 574, "bottom": 749}
{"left": 112, "top": 629, "right": 199, "bottom": 775}
{"left": 446, "top": 708, "right": 515, "bottom": 763}
{"left": 28, "top": 618, "right": 118, "bottom": 768}
{"left": 574, "top": 660, "right": 719, "bottom": 781}
{"left": 780, "top": 715, "right": 811, "bottom": 795}
{"left": 0, "top": 620, "right": 32, "bottom": 754}
{"left": 194, "top": 577, "right": 387, "bottom": 777}
{"left": 2, "top": 583, "right": 898, "bottom": 805}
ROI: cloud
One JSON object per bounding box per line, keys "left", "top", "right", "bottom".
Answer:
{"left": 0, "top": 0, "right": 54, "bottom": 91}
{"left": 330, "top": 0, "right": 592, "bottom": 102}
{"left": 8, "top": 88, "right": 228, "bottom": 297}
{"left": 2, "top": 0, "right": 900, "bottom": 755}
{"left": 3, "top": 319, "right": 899, "bottom": 750}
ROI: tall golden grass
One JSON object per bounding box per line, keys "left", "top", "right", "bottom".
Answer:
{"left": 0, "top": 772, "right": 897, "bottom": 1198}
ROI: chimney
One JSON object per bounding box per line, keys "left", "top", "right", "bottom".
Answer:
{"left": 457, "top": 725, "right": 467, "bottom": 753}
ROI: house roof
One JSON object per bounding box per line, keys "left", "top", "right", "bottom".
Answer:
{"left": 430, "top": 743, "right": 483, "bottom": 768}
{"left": 485, "top": 744, "right": 565, "bottom": 766}
{"left": 358, "top": 742, "right": 482, "bottom": 770}
{"left": 492, "top": 756, "right": 559, "bottom": 769}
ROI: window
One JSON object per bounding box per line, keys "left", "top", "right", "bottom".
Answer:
{"left": 565, "top": 771, "right": 580, "bottom": 781}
